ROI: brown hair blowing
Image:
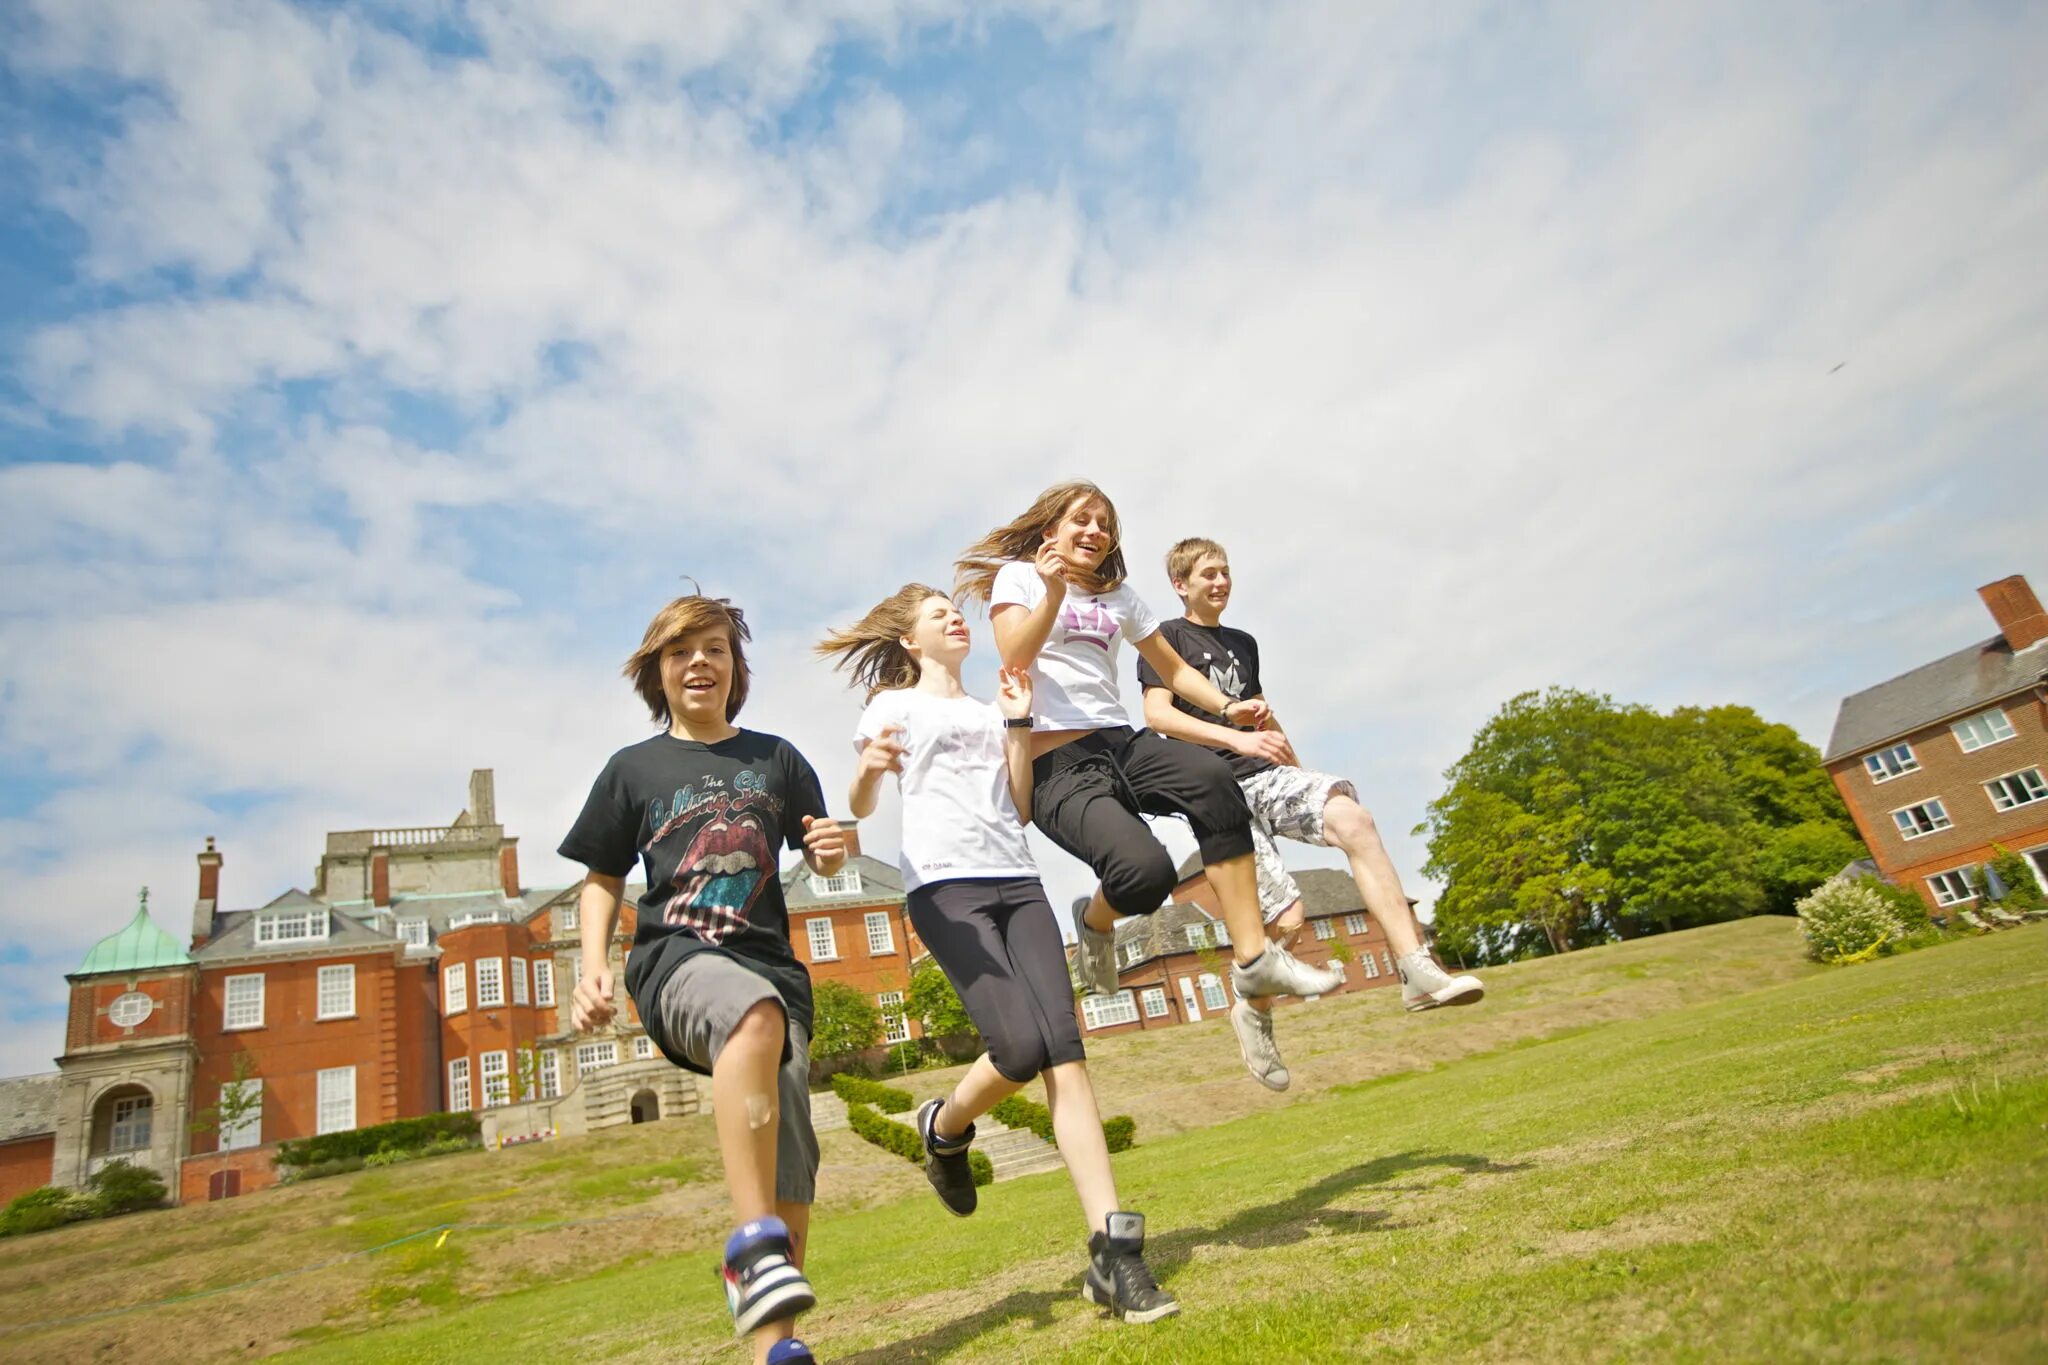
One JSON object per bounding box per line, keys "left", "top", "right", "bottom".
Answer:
{"left": 954, "top": 480, "right": 1127, "bottom": 603}
{"left": 1165, "top": 536, "right": 1227, "bottom": 588}
{"left": 815, "top": 583, "right": 949, "bottom": 700}
{"left": 623, "top": 595, "right": 752, "bottom": 725}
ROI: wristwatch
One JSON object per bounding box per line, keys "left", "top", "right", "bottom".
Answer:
{"left": 1004, "top": 717, "right": 1034, "bottom": 729}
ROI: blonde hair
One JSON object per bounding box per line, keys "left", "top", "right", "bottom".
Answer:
{"left": 815, "top": 583, "right": 950, "bottom": 699}
{"left": 954, "top": 481, "right": 1127, "bottom": 603}
{"left": 623, "top": 596, "right": 752, "bottom": 724}
{"left": 1165, "top": 536, "right": 1227, "bottom": 589}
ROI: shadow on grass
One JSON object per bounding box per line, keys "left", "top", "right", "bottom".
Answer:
{"left": 835, "top": 1149, "right": 1526, "bottom": 1363}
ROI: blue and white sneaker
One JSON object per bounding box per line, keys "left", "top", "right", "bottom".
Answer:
{"left": 765, "top": 1339, "right": 816, "bottom": 1363}
{"left": 722, "top": 1216, "right": 815, "bottom": 1336}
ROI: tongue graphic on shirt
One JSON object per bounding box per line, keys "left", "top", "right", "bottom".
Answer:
{"left": 1059, "top": 598, "right": 1117, "bottom": 651}
{"left": 667, "top": 811, "right": 772, "bottom": 943}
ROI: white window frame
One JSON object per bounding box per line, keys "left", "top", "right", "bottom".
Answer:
{"left": 1951, "top": 708, "right": 2016, "bottom": 753}
{"left": 479, "top": 1051, "right": 510, "bottom": 1108}
{"left": 809, "top": 868, "right": 863, "bottom": 897}
{"left": 576, "top": 1041, "right": 618, "bottom": 1075}
{"left": 864, "top": 911, "right": 895, "bottom": 956}
{"left": 108, "top": 991, "right": 153, "bottom": 1028}
{"left": 255, "top": 907, "right": 328, "bottom": 945}
{"left": 109, "top": 1094, "right": 152, "bottom": 1152}
{"left": 1313, "top": 918, "right": 1336, "bottom": 940}
{"left": 538, "top": 1049, "right": 561, "bottom": 1100}
{"left": 444, "top": 962, "right": 468, "bottom": 1014}
{"left": 316, "top": 1066, "right": 356, "bottom": 1135}
{"left": 223, "top": 973, "right": 265, "bottom": 1030}
{"left": 476, "top": 957, "right": 505, "bottom": 1008}
{"left": 1891, "top": 799, "right": 1952, "bottom": 840}
{"left": 510, "top": 957, "right": 530, "bottom": 1005}
{"left": 317, "top": 964, "right": 356, "bottom": 1020}
{"left": 218, "top": 1079, "right": 262, "bottom": 1150}
{"left": 1361, "top": 951, "right": 1379, "bottom": 978}
{"left": 560, "top": 904, "right": 579, "bottom": 934}
{"left": 1986, "top": 768, "right": 2048, "bottom": 813}
{"left": 448, "top": 1056, "right": 472, "bottom": 1111}
{"left": 1119, "top": 940, "right": 1143, "bottom": 968}
{"left": 398, "top": 918, "right": 429, "bottom": 950}
{"left": 807, "top": 917, "right": 838, "bottom": 962}
{"left": 1183, "top": 925, "right": 1208, "bottom": 951}
{"left": 1200, "top": 978, "right": 1228, "bottom": 1011}
{"left": 633, "top": 1034, "right": 655, "bottom": 1059}
{"left": 878, "top": 991, "right": 910, "bottom": 1044}
{"left": 1863, "top": 743, "right": 1920, "bottom": 782}
{"left": 533, "top": 958, "right": 555, "bottom": 1007}
{"left": 1344, "top": 913, "right": 1368, "bottom": 937}
{"left": 1080, "top": 990, "right": 1140, "bottom": 1030}
{"left": 1927, "top": 867, "right": 1984, "bottom": 907}
{"left": 1141, "top": 987, "right": 1168, "bottom": 1018}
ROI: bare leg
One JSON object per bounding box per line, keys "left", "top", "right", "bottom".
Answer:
{"left": 1246, "top": 904, "right": 1305, "bottom": 1015}
{"left": 1043, "top": 1061, "right": 1119, "bottom": 1232}
{"left": 935, "top": 1054, "right": 1026, "bottom": 1137}
{"left": 1323, "top": 794, "right": 1423, "bottom": 957}
{"left": 709, "top": 1000, "right": 800, "bottom": 1364}
{"left": 1206, "top": 853, "right": 1272, "bottom": 965}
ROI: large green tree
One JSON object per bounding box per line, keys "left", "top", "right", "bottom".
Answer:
{"left": 810, "top": 981, "right": 883, "bottom": 1058}
{"left": 1421, "top": 689, "right": 1865, "bottom": 963}
{"left": 906, "top": 962, "right": 975, "bottom": 1041}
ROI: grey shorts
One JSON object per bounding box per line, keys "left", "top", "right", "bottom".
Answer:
{"left": 1239, "top": 767, "right": 1357, "bottom": 922}
{"left": 657, "top": 952, "right": 819, "bottom": 1205}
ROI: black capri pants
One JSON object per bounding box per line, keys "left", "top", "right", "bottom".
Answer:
{"left": 1030, "top": 726, "right": 1256, "bottom": 918}
{"left": 906, "top": 877, "right": 1087, "bottom": 1084}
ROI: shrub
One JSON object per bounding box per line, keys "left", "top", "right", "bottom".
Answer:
{"left": 0, "top": 1186, "right": 91, "bottom": 1237}
{"left": 811, "top": 981, "right": 884, "bottom": 1059}
{"left": 87, "top": 1159, "right": 167, "bottom": 1215}
{"left": 989, "top": 1094, "right": 1136, "bottom": 1151}
{"left": 883, "top": 1040, "right": 930, "bottom": 1073}
{"left": 1795, "top": 879, "right": 1913, "bottom": 963}
{"left": 830, "top": 1073, "right": 913, "bottom": 1114}
{"left": 968, "top": 1151, "right": 994, "bottom": 1186}
{"left": 1867, "top": 879, "right": 1932, "bottom": 932}
{"left": 843, "top": 1102, "right": 994, "bottom": 1187}
{"left": 283, "top": 1155, "right": 367, "bottom": 1183}
{"left": 276, "top": 1111, "right": 480, "bottom": 1168}
{"left": 1101, "top": 1115, "right": 1137, "bottom": 1153}
{"left": 1988, "top": 845, "right": 2048, "bottom": 914}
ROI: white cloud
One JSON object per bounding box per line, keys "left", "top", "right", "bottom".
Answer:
{"left": 3, "top": 0, "right": 2046, "bottom": 1076}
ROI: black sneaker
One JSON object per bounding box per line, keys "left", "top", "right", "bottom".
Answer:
{"left": 1083, "top": 1211, "right": 1180, "bottom": 1323}
{"left": 916, "top": 1097, "right": 978, "bottom": 1217}
{"left": 721, "top": 1216, "right": 815, "bottom": 1337}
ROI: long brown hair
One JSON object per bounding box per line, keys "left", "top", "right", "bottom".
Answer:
{"left": 815, "top": 583, "right": 950, "bottom": 699}
{"left": 623, "top": 595, "right": 751, "bottom": 724}
{"left": 953, "top": 481, "right": 1126, "bottom": 603}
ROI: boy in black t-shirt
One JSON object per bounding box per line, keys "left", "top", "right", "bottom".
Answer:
{"left": 1137, "top": 539, "right": 1483, "bottom": 1092}
{"left": 560, "top": 595, "right": 845, "bottom": 1365}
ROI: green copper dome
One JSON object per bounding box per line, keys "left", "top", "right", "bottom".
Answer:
{"left": 75, "top": 890, "right": 192, "bottom": 976}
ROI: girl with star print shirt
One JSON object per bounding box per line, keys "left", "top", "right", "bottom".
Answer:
{"left": 559, "top": 729, "right": 829, "bottom": 1074}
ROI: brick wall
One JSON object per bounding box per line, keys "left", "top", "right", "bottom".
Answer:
{"left": 179, "top": 1143, "right": 281, "bottom": 1203}
{"left": 67, "top": 969, "right": 196, "bottom": 1054}
{"left": 0, "top": 1135, "right": 54, "bottom": 1203}
{"left": 790, "top": 898, "right": 919, "bottom": 1036}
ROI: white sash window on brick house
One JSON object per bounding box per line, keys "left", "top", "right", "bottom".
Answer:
{"left": 576, "top": 1041, "right": 618, "bottom": 1075}
{"left": 807, "top": 917, "right": 837, "bottom": 961}
{"left": 476, "top": 957, "right": 505, "bottom": 1008}
{"left": 1080, "top": 990, "right": 1140, "bottom": 1030}
{"left": 316, "top": 1067, "right": 356, "bottom": 1135}
{"left": 879, "top": 991, "right": 909, "bottom": 1044}
{"left": 317, "top": 964, "right": 355, "bottom": 1019}
{"left": 865, "top": 911, "right": 894, "bottom": 955}
{"left": 224, "top": 973, "right": 264, "bottom": 1030}
{"left": 256, "top": 908, "right": 327, "bottom": 945}
{"left": 480, "top": 1051, "right": 509, "bottom": 1108}
{"left": 538, "top": 1049, "right": 561, "bottom": 1099}
{"left": 1344, "top": 913, "right": 1367, "bottom": 936}
{"left": 533, "top": 959, "right": 554, "bottom": 1007}
{"left": 510, "top": 959, "right": 529, "bottom": 1005}
{"left": 444, "top": 962, "right": 467, "bottom": 1013}
{"left": 1141, "top": 987, "right": 1168, "bottom": 1017}
{"left": 448, "top": 1056, "right": 471, "bottom": 1111}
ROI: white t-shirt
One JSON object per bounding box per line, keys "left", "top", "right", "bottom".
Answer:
{"left": 990, "top": 560, "right": 1161, "bottom": 730}
{"left": 854, "top": 688, "right": 1038, "bottom": 893}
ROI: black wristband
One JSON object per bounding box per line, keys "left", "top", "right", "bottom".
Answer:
{"left": 1004, "top": 717, "right": 1033, "bottom": 729}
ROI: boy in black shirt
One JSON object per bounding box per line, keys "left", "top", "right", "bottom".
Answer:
{"left": 1137, "top": 539, "right": 1483, "bottom": 1092}
{"left": 560, "top": 595, "right": 845, "bottom": 1365}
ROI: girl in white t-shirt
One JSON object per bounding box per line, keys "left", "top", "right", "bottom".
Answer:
{"left": 817, "top": 583, "right": 1178, "bottom": 1324}
{"left": 954, "top": 482, "right": 1342, "bottom": 1066}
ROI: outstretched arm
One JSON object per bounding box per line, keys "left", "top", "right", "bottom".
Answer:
{"left": 1133, "top": 632, "right": 1269, "bottom": 731}
{"left": 1142, "top": 686, "right": 1296, "bottom": 766}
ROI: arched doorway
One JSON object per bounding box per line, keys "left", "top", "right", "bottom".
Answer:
{"left": 629, "top": 1089, "right": 660, "bottom": 1124}
{"left": 90, "top": 1083, "right": 155, "bottom": 1169}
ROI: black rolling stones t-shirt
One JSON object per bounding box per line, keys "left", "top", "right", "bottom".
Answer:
{"left": 559, "top": 729, "right": 829, "bottom": 1073}
{"left": 1135, "top": 617, "right": 1275, "bottom": 781}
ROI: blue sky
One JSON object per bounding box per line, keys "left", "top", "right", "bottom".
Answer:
{"left": 2, "top": 0, "right": 2045, "bottom": 1078}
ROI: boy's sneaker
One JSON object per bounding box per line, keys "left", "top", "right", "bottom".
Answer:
{"left": 1228, "top": 999, "right": 1291, "bottom": 1091}
{"left": 1083, "top": 1212, "right": 1180, "bottom": 1324}
{"left": 722, "top": 1216, "right": 815, "bottom": 1337}
{"left": 915, "top": 1097, "right": 978, "bottom": 1217}
{"left": 1396, "top": 949, "right": 1484, "bottom": 1011}
{"left": 765, "top": 1341, "right": 815, "bottom": 1364}
{"left": 1231, "top": 943, "right": 1342, "bottom": 1000}
{"left": 1073, "top": 902, "right": 1119, "bottom": 996}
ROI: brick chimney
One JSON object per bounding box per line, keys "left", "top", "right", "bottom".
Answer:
{"left": 370, "top": 848, "right": 391, "bottom": 907}
{"left": 469, "top": 768, "right": 497, "bottom": 826}
{"left": 840, "top": 819, "right": 863, "bottom": 861}
{"left": 498, "top": 838, "right": 521, "bottom": 900}
{"left": 192, "top": 836, "right": 222, "bottom": 947}
{"left": 1980, "top": 575, "right": 2048, "bottom": 653}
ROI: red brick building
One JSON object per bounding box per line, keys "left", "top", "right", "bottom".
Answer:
{"left": 1823, "top": 574, "right": 2048, "bottom": 914}
{"left": 782, "top": 852, "right": 924, "bottom": 1047}
{"left": 1074, "top": 858, "right": 1404, "bottom": 1037}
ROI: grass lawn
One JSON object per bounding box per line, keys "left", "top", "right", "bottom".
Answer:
{"left": 5, "top": 917, "right": 2043, "bottom": 1361}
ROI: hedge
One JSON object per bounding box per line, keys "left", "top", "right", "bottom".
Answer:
{"left": 276, "top": 1110, "right": 481, "bottom": 1167}
{"left": 830, "top": 1073, "right": 913, "bottom": 1114}
{"left": 844, "top": 1102, "right": 993, "bottom": 1187}
{"left": 990, "top": 1094, "right": 1135, "bottom": 1152}
{"left": 0, "top": 1161, "right": 169, "bottom": 1238}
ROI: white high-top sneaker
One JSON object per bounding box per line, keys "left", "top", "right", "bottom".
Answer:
{"left": 1396, "top": 949, "right": 1484, "bottom": 1011}
{"left": 1231, "top": 943, "right": 1343, "bottom": 1000}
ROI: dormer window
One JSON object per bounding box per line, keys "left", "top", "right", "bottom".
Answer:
{"left": 398, "top": 919, "right": 429, "bottom": 950}
{"left": 255, "top": 908, "right": 327, "bottom": 945}
{"left": 809, "top": 868, "right": 862, "bottom": 897}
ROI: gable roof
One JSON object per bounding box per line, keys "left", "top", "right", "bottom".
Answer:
{"left": 1825, "top": 634, "right": 2048, "bottom": 762}
{"left": 781, "top": 855, "right": 905, "bottom": 910}
{"left": 75, "top": 900, "right": 193, "bottom": 977}
{"left": 0, "top": 1073, "right": 59, "bottom": 1144}
{"left": 194, "top": 900, "right": 403, "bottom": 964}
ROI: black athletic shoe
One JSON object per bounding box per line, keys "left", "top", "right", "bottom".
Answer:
{"left": 916, "top": 1097, "right": 978, "bottom": 1217}
{"left": 1083, "top": 1211, "right": 1180, "bottom": 1323}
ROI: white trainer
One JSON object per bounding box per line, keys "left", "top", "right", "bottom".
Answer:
{"left": 1073, "top": 905, "right": 1119, "bottom": 997}
{"left": 1229, "top": 999, "right": 1291, "bottom": 1091}
{"left": 1231, "top": 943, "right": 1342, "bottom": 1000}
{"left": 1396, "top": 949, "right": 1484, "bottom": 1011}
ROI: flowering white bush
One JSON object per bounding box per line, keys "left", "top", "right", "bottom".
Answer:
{"left": 1795, "top": 879, "right": 1912, "bottom": 963}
